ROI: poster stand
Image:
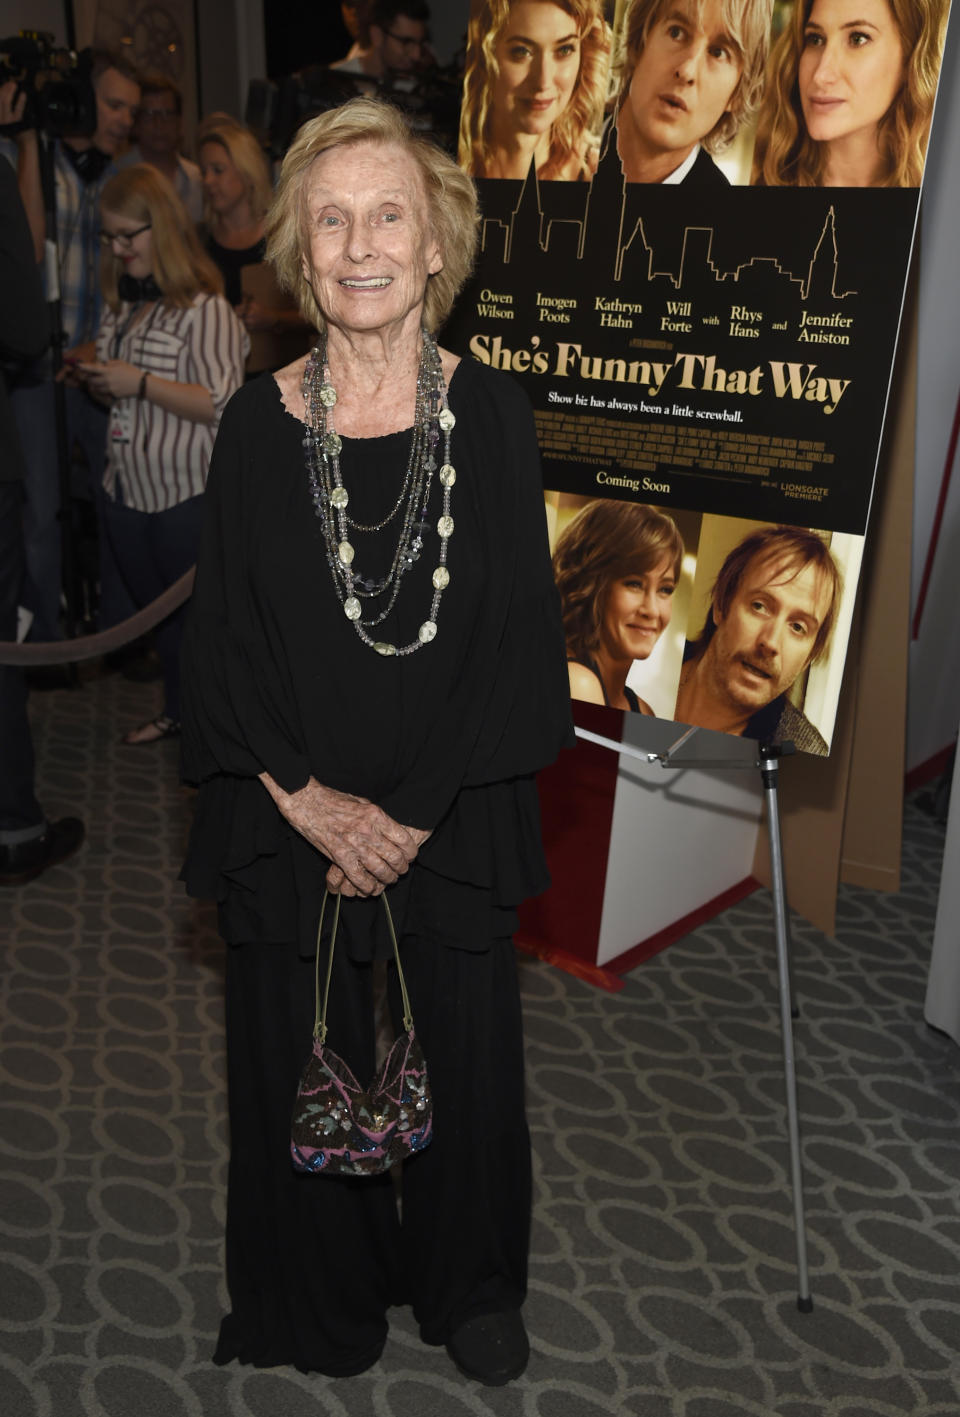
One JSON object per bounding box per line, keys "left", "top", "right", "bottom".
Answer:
{"left": 574, "top": 723, "right": 813, "bottom": 1313}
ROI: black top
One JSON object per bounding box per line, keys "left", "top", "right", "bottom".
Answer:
{"left": 0, "top": 159, "right": 49, "bottom": 483}
{"left": 205, "top": 234, "right": 267, "bottom": 306}
{"left": 576, "top": 656, "right": 641, "bottom": 713}
{"left": 180, "top": 357, "right": 574, "bottom": 958}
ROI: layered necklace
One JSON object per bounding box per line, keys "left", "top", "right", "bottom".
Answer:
{"left": 301, "top": 329, "right": 456, "bottom": 657}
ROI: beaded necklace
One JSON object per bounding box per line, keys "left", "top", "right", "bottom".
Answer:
{"left": 301, "top": 329, "right": 456, "bottom": 657}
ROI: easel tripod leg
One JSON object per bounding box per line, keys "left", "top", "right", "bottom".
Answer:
{"left": 760, "top": 752, "right": 813, "bottom": 1312}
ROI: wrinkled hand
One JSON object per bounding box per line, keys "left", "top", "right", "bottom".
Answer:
{"left": 263, "top": 775, "right": 428, "bottom": 898}
{"left": 75, "top": 358, "right": 142, "bottom": 401}
{"left": 325, "top": 824, "right": 431, "bottom": 897}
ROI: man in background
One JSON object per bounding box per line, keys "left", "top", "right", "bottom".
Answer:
{"left": 0, "top": 156, "right": 84, "bottom": 884}
{"left": 0, "top": 53, "right": 140, "bottom": 643}
{"left": 118, "top": 73, "right": 202, "bottom": 221}
{"left": 330, "top": 0, "right": 430, "bottom": 82}
{"left": 674, "top": 524, "right": 841, "bottom": 755}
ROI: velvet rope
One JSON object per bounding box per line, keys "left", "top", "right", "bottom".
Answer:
{"left": 0, "top": 568, "right": 195, "bottom": 666}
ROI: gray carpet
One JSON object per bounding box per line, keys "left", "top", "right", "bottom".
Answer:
{"left": 1, "top": 670, "right": 958, "bottom": 1417}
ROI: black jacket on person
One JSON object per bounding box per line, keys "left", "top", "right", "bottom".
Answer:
{"left": 180, "top": 358, "right": 575, "bottom": 959}
{"left": 0, "top": 159, "right": 49, "bottom": 482}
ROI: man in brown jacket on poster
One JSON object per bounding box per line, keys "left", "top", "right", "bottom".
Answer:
{"left": 674, "top": 525, "right": 841, "bottom": 755}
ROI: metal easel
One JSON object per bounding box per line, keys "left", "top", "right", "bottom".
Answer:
{"left": 575, "top": 722, "right": 814, "bottom": 1313}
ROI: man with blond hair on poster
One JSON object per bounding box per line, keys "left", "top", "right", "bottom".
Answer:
{"left": 675, "top": 524, "right": 842, "bottom": 754}
{"left": 611, "top": 0, "right": 773, "bottom": 184}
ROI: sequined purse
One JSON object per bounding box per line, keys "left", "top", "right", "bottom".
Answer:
{"left": 291, "top": 891, "right": 433, "bottom": 1176}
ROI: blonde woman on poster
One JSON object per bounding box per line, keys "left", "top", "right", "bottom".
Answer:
{"left": 752, "top": 0, "right": 949, "bottom": 187}
{"left": 459, "top": 0, "right": 613, "bottom": 180}
{"left": 552, "top": 500, "right": 684, "bottom": 712}
{"left": 609, "top": 0, "right": 773, "bottom": 185}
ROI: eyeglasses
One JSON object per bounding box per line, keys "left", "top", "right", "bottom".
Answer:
{"left": 383, "top": 29, "right": 426, "bottom": 49}
{"left": 98, "top": 223, "right": 152, "bottom": 249}
{"left": 139, "top": 107, "right": 178, "bottom": 122}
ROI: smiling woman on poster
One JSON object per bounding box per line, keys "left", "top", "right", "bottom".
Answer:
{"left": 459, "top": 0, "right": 613, "bottom": 180}
{"left": 552, "top": 500, "right": 684, "bottom": 712}
{"left": 752, "top": 0, "right": 949, "bottom": 187}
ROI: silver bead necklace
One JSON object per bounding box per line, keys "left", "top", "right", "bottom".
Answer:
{"left": 301, "top": 329, "right": 456, "bottom": 657}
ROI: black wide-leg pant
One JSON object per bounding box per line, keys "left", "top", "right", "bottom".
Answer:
{"left": 214, "top": 931, "right": 531, "bottom": 1376}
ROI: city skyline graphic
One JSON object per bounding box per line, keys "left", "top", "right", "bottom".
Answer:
{"left": 480, "top": 154, "right": 858, "bottom": 305}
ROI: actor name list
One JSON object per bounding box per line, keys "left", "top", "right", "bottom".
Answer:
{"left": 476, "top": 287, "right": 855, "bottom": 345}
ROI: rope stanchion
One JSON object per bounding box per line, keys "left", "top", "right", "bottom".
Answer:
{"left": 0, "top": 568, "right": 195, "bottom": 667}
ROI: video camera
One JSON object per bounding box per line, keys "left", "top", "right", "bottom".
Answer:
{"left": 246, "top": 64, "right": 462, "bottom": 162}
{"left": 0, "top": 32, "right": 96, "bottom": 139}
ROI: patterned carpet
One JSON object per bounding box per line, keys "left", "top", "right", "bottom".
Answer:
{"left": 1, "top": 671, "right": 958, "bottom": 1417}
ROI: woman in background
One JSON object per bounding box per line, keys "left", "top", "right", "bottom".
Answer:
{"left": 752, "top": 0, "right": 948, "bottom": 187}
{"left": 459, "top": 0, "right": 612, "bottom": 180}
{"left": 553, "top": 499, "right": 683, "bottom": 713}
{"left": 198, "top": 116, "right": 308, "bottom": 369}
{"left": 77, "top": 165, "right": 247, "bottom": 744}
{"left": 198, "top": 115, "right": 273, "bottom": 304}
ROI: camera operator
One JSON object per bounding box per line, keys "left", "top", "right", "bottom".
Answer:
{"left": 0, "top": 51, "right": 140, "bottom": 645}
{"left": 0, "top": 156, "right": 84, "bottom": 885}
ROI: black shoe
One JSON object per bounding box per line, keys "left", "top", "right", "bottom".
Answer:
{"left": 0, "top": 818, "right": 85, "bottom": 886}
{"left": 445, "top": 1311, "right": 529, "bottom": 1386}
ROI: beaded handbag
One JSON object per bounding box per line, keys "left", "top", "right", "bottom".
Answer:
{"left": 291, "top": 891, "right": 433, "bottom": 1176}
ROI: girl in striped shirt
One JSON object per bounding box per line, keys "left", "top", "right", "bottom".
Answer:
{"left": 78, "top": 164, "right": 248, "bottom": 744}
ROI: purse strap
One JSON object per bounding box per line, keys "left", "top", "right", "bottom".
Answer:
{"left": 313, "top": 890, "right": 414, "bottom": 1044}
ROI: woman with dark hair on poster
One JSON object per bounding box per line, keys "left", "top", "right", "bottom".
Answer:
{"left": 458, "top": 0, "right": 613, "bottom": 180}
{"left": 552, "top": 500, "right": 683, "bottom": 712}
{"left": 752, "top": 0, "right": 948, "bottom": 188}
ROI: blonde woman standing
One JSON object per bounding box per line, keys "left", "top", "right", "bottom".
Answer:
{"left": 198, "top": 115, "right": 309, "bottom": 366}
{"left": 77, "top": 165, "right": 247, "bottom": 743}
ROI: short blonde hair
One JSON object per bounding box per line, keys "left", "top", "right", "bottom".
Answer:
{"left": 617, "top": 0, "right": 773, "bottom": 153}
{"left": 197, "top": 114, "right": 274, "bottom": 223}
{"left": 99, "top": 164, "right": 223, "bottom": 311}
{"left": 459, "top": 0, "right": 612, "bottom": 180}
{"left": 752, "top": 0, "right": 948, "bottom": 187}
{"left": 266, "top": 98, "right": 479, "bottom": 335}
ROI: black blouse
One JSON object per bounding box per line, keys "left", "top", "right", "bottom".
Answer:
{"left": 205, "top": 234, "right": 267, "bottom": 307}
{"left": 180, "top": 357, "right": 574, "bottom": 959}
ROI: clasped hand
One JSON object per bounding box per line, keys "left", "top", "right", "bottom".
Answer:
{"left": 75, "top": 359, "right": 142, "bottom": 400}
{"left": 262, "top": 774, "right": 430, "bottom": 898}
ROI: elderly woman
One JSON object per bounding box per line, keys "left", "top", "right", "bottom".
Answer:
{"left": 752, "top": 0, "right": 948, "bottom": 187}
{"left": 610, "top": 0, "right": 772, "bottom": 185}
{"left": 459, "top": 0, "right": 613, "bottom": 180}
{"left": 553, "top": 499, "right": 683, "bottom": 712}
{"left": 180, "top": 98, "right": 572, "bottom": 1384}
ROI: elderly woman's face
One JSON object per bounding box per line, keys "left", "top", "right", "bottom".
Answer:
{"left": 301, "top": 141, "right": 442, "bottom": 337}
{"left": 491, "top": 1, "right": 583, "bottom": 141}
{"left": 799, "top": 0, "right": 905, "bottom": 147}
{"left": 601, "top": 557, "right": 676, "bottom": 663}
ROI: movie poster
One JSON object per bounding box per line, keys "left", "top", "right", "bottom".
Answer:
{"left": 446, "top": 0, "right": 951, "bottom": 755}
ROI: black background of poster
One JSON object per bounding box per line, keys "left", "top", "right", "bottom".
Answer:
{"left": 443, "top": 168, "right": 919, "bottom": 537}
